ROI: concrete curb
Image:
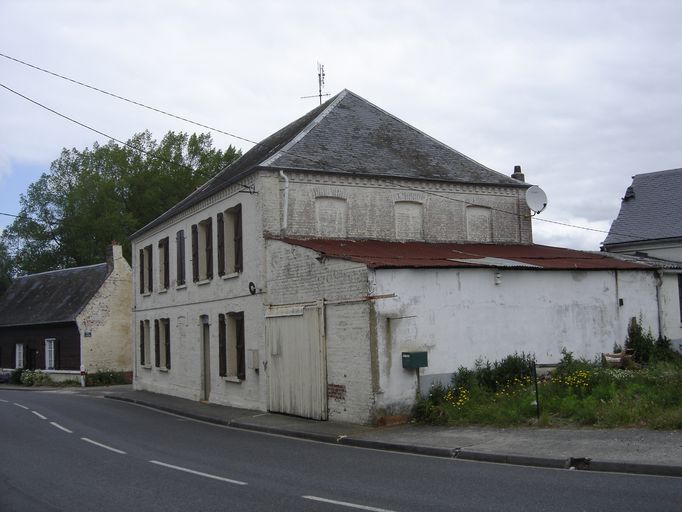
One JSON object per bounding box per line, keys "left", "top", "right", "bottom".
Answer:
{"left": 106, "top": 395, "right": 682, "bottom": 478}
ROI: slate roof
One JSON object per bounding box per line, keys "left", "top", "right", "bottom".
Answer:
{"left": 132, "top": 89, "right": 526, "bottom": 239}
{"left": 278, "top": 238, "right": 648, "bottom": 271}
{"left": 0, "top": 264, "right": 109, "bottom": 327}
{"left": 603, "top": 168, "right": 682, "bottom": 247}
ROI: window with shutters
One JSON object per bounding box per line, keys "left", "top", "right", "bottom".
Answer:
{"left": 221, "top": 312, "right": 245, "bottom": 381}
{"left": 139, "top": 320, "right": 151, "bottom": 367}
{"left": 45, "top": 338, "right": 57, "bottom": 370}
{"left": 217, "top": 204, "right": 243, "bottom": 277}
{"left": 158, "top": 237, "right": 170, "bottom": 291}
{"left": 176, "top": 230, "right": 186, "bottom": 286}
{"left": 139, "top": 244, "right": 153, "bottom": 294}
{"left": 154, "top": 318, "right": 171, "bottom": 370}
{"left": 192, "top": 218, "right": 213, "bottom": 283}
{"left": 15, "top": 343, "right": 24, "bottom": 369}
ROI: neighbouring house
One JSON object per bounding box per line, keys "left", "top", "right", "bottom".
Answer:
{"left": 602, "top": 169, "right": 682, "bottom": 353}
{"left": 130, "top": 89, "right": 664, "bottom": 424}
{"left": 0, "top": 244, "right": 133, "bottom": 380}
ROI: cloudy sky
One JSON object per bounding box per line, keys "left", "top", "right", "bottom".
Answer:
{"left": 1, "top": 0, "right": 681, "bottom": 250}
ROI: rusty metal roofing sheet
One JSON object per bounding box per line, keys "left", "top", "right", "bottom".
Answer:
{"left": 278, "top": 238, "right": 650, "bottom": 270}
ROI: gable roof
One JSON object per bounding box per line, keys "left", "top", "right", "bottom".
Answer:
{"left": 279, "top": 238, "right": 648, "bottom": 271}
{"left": 0, "top": 264, "right": 109, "bottom": 328}
{"left": 603, "top": 168, "right": 682, "bottom": 247}
{"left": 132, "top": 89, "right": 526, "bottom": 239}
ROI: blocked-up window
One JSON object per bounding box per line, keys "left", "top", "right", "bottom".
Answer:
{"left": 176, "top": 230, "right": 186, "bottom": 286}
{"left": 139, "top": 244, "right": 153, "bottom": 294}
{"left": 192, "top": 218, "right": 213, "bottom": 282}
{"left": 15, "top": 343, "right": 24, "bottom": 369}
{"left": 217, "top": 204, "right": 243, "bottom": 276}
{"left": 45, "top": 338, "right": 57, "bottom": 370}
{"left": 219, "top": 312, "right": 245, "bottom": 380}
{"left": 139, "top": 320, "right": 151, "bottom": 366}
{"left": 466, "top": 206, "right": 493, "bottom": 242}
{"left": 315, "top": 197, "right": 347, "bottom": 237}
{"left": 158, "top": 237, "right": 170, "bottom": 290}
{"left": 394, "top": 201, "right": 424, "bottom": 239}
{"left": 154, "top": 318, "right": 171, "bottom": 370}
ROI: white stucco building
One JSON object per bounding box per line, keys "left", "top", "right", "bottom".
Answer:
{"left": 130, "top": 90, "right": 669, "bottom": 424}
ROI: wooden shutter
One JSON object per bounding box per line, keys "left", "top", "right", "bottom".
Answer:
{"left": 165, "top": 319, "right": 171, "bottom": 370}
{"left": 234, "top": 205, "right": 243, "bottom": 273}
{"left": 163, "top": 238, "right": 170, "bottom": 289}
{"left": 176, "top": 230, "right": 185, "bottom": 285}
{"left": 154, "top": 320, "right": 160, "bottom": 367}
{"left": 139, "top": 321, "right": 145, "bottom": 366}
{"left": 139, "top": 248, "right": 145, "bottom": 293}
{"left": 218, "top": 314, "right": 227, "bottom": 377}
{"left": 217, "top": 212, "right": 225, "bottom": 276}
{"left": 206, "top": 218, "right": 213, "bottom": 279}
{"left": 53, "top": 339, "right": 60, "bottom": 371}
{"left": 235, "top": 313, "right": 245, "bottom": 380}
{"left": 147, "top": 246, "right": 153, "bottom": 292}
{"left": 191, "top": 225, "right": 199, "bottom": 282}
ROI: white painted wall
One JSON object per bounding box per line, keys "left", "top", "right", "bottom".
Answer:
{"left": 606, "top": 241, "right": 682, "bottom": 263}
{"left": 370, "top": 267, "right": 660, "bottom": 417}
{"left": 77, "top": 245, "right": 133, "bottom": 372}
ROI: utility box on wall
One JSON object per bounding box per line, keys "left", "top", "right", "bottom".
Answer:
{"left": 401, "top": 351, "right": 428, "bottom": 369}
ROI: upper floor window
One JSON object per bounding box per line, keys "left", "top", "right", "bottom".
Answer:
{"left": 139, "top": 244, "right": 153, "bottom": 294}
{"left": 158, "top": 237, "right": 170, "bottom": 290}
{"left": 466, "top": 206, "right": 492, "bottom": 242}
{"left": 192, "top": 218, "right": 213, "bottom": 282}
{"left": 315, "top": 197, "right": 347, "bottom": 238}
{"left": 176, "top": 230, "right": 186, "bottom": 286}
{"left": 217, "top": 204, "right": 243, "bottom": 276}
{"left": 394, "top": 201, "right": 423, "bottom": 239}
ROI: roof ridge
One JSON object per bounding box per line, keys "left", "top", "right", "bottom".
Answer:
{"left": 16, "top": 262, "right": 107, "bottom": 279}
{"left": 633, "top": 167, "right": 682, "bottom": 179}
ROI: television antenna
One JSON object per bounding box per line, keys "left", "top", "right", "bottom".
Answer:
{"left": 301, "top": 62, "right": 331, "bottom": 105}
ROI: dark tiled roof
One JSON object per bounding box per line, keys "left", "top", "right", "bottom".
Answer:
{"left": 603, "top": 168, "right": 682, "bottom": 247}
{"left": 132, "top": 89, "right": 526, "bottom": 239}
{"left": 278, "top": 238, "right": 648, "bottom": 270}
{"left": 0, "top": 264, "right": 109, "bottom": 327}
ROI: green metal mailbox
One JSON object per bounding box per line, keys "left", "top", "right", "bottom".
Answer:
{"left": 401, "top": 351, "right": 428, "bottom": 369}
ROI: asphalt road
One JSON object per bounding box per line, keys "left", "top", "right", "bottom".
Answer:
{"left": 1, "top": 389, "right": 681, "bottom": 512}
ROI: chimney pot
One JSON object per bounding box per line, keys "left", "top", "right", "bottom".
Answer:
{"left": 511, "top": 165, "right": 525, "bottom": 182}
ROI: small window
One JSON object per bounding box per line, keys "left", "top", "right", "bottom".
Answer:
{"left": 158, "top": 237, "right": 170, "bottom": 290}
{"left": 176, "top": 230, "right": 186, "bottom": 286}
{"left": 139, "top": 320, "right": 151, "bottom": 366}
{"left": 217, "top": 204, "right": 243, "bottom": 276}
{"left": 154, "top": 318, "right": 171, "bottom": 370}
{"left": 139, "top": 245, "right": 153, "bottom": 294}
{"left": 15, "top": 343, "right": 24, "bottom": 369}
{"left": 45, "top": 338, "right": 57, "bottom": 370}
{"left": 192, "top": 218, "right": 213, "bottom": 282}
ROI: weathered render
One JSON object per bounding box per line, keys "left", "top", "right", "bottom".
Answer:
{"left": 0, "top": 244, "right": 132, "bottom": 379}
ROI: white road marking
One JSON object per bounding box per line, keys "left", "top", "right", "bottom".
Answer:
{"left": 50, "top": 422, "right": 73, "bottom": 434}
{"left": 13, "top": 403, "right": 29, "bottom": 410}
{"left": 302, "top": 496, "right": 397, "bottom": 512}
{"left": 81, "top": 437, "right": 127, "bottom": 454}
{"left": 32, "top": 411, "right": 47, "bottom": 420}
{"left": 0, "top": 399, "right": 8, "bottom": 403}
{"left": 149, "top": 460, "right": 247, "bottom": 486}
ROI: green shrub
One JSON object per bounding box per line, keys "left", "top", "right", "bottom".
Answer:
{"left": 10, "top": 368, "right": 24, "bottom": 384}
{"left": 452, "top": 352, "right": 535, "bottom": 393}
{"left": 85, "top": 369, "right": 129, "bottom": 386}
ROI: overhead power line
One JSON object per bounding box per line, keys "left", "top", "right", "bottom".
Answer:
{"left": 0, "top": 55, "right": 646, "bottom": 242}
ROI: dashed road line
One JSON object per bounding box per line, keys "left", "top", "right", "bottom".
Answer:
{"left": 302, "top": 496, "right": 397, "bottom": 512}
{"left": 0, "top": 398, "right": 8, "bottom": 403}
{"left": 81, "top": 437, "right": 127, "bottom": 454}
{"left": 149, "top": 460, "right": 247, "bottom": 485}
{"left": 50, "top": 422, "right": 73, "bottom": 434}
{"left": 32, "top": 411, "right": 47, "bottom": 420}
{"left": 13, "top": 402, "right": 29, "bottom": 410}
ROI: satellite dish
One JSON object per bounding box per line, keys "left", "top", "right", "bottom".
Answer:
{"left": 525, "top": 185, "right": 548, "bottom": 214}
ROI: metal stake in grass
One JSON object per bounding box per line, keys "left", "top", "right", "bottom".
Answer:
{"left": 531, "top": 361, "right": 541, "bottom": 421}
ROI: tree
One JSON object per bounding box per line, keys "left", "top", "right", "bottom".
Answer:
{"left": 0, "top": 240, "right": 12, "bottom": 294}
{"left": 1, "top": 131, "right": 240, "bottom": 274}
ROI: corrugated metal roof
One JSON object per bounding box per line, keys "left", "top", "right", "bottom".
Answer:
{"left": 278, "top": 238, "right": 650, "bottom": 270}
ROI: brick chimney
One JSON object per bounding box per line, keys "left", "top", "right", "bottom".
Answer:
{"left": 106, "top": 242, "right": 123, "bottom": 272}
{"left": 511, "top": 165, "right": 525, "bottom": 182}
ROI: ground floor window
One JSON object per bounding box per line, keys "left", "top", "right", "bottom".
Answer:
{"left": 154, "top": 318, "right": 171, "bottom": 370}
{"left": 223, "top": 312, "right": 245, "bottom": 380}
{"left": 139, "top": 320, "right": 151, "bottom": 366}
{"left": 45, "top": 338, "right": 57, "bottom": 370}
{"left": 15, "top": 343, "right": 24, "bottom": 369}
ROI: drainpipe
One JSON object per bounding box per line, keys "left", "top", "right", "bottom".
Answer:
{"left": 279, "top": 170, "right": 289, "bottom": 233}
{"left": 655, "top": 270, "right": 663, "bottom": 339}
